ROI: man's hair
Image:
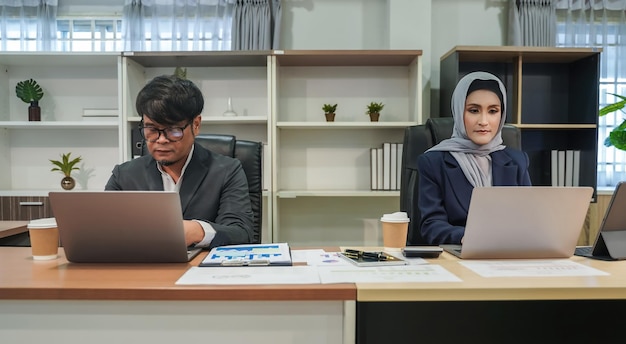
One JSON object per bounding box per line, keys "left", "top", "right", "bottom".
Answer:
{"left": 136, "top": 74, "right": 204, "bottom": 125}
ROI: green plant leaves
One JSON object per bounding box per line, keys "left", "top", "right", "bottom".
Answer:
{"left": 600, "top": 94, "right": 626, "bottom": 150}
{"left": 50, "top": 152, "right": 82, "bottom": 177}
{"left": 15, "top": 79, "right": 44, "bottom": 104}
{"left": 366, "top": 102, "right": 384, "bottom": 114}
{"left": 600, "top": 94, "right": 626, "bottom": 117}
{"left": 322, "top": 103, "right": 337, "bottom": 113}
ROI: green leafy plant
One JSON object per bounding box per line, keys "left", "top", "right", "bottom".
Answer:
{"left": 365, "top": 101, "right": 384, "bottom": 114}
{"left": 15, "top": 79, "right": 44, "bottom": 104}
{"left": 50, "top": 153, "right": 82, "bottom": 178}
{"left": 174, "top": 67, "right": 187, "bottom": 79}
{"left": 600, "top": 93, "right": 626, "bottom": 151}
{"left": 322, "top": 103, "right": 337, "bottom": 113}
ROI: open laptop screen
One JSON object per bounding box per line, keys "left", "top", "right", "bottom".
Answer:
{"left": 442, "top": 186, "right": 593, "bottom": 259}
{"left": 49, "top": 191, "right": 200, "bottom": 263}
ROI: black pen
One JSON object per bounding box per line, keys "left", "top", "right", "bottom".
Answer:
{"left": 361, "top": 251, "right": 390, "bottom": 261}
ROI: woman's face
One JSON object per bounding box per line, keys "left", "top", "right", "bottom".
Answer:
{"left": 463, "top": 89, "right": 502, "bottom": 146}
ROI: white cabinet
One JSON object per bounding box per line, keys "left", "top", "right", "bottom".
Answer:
{"left": 119, "top": 51, "right": 273, "bottom": 241}
{"left": 0, "top": 53, "right": 120, "bottom": 195}
{"left": 271, "top": 50, "right": 422, "bottom": 246}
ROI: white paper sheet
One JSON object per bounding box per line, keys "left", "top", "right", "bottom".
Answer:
{"left": 175, "top": 266, "right": 321, "bottom": 285}
{"left": 386, "top": 251, "right": 429, "bottom": 265}
{"left": 459, "top": 259, "right": 610, "bottom": 277}
{"left": 290, "top": 249, "right": 352, "bottom": 266}
{"left": 317, "top": 265, "right": 462, "bottom": 283}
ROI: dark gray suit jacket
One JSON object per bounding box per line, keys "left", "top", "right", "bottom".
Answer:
{"left": 105, "top": 144, "right": 254, "bottom": 248}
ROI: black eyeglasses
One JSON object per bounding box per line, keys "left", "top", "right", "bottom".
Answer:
{"left": 138, "top": 122, "right": 191, "bottom": 142}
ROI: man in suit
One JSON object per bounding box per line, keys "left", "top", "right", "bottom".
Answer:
{"left": 105, "top": 75, "right": 254, "bottom": 249}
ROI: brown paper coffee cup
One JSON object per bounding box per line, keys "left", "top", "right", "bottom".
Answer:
{"left": 382, "top": 221, "right": 409, "bottom": 248}
{"left": 28, "top": 218, "right": 59, "bottom": 260}
{"left": 380, "top": 212, "right": 410, "bottom": 249}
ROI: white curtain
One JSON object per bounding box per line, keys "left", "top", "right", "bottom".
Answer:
{"left": 509, "top": 0, "right": 557, "bottom": 46}
{"left": 122, "top": 0, "right": 235, "bottom": 51}
{"left": 232, "top": 0, "right": 281, "bottom": 50}
{"left": 0, "top": 0, "right": 57, "bottom": 51}
{"left": 556, "top": 0, "right": 626, "bottom": 186}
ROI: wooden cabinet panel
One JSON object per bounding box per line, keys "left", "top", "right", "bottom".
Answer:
{"left": 0, "top": 196, "right": 51, "bottom": 221}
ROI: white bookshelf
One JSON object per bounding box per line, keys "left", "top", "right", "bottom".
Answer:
{"left": 0, "top": 53, "right": 119, "bottom": 194}
{"left": 271, "top": 50, "right": 422, "bottom": 246}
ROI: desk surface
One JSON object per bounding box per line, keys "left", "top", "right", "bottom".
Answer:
{"left": 3, "top": 246, "right": 626, "bottom": 303}
{"left": 0, "top": 221, "right": 28, "bottom": 239}
{"left": 357, "top": 252, "right": 626, "bottom": 302}
{"left": 0, "top": 247, "right": 355, "bottom": 301}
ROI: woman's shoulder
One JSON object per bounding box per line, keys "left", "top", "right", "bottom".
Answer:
{"left": 501, "top": 146, "right": 525, "bottom": 156}
{"left": 497, "top": 146, "right": 528, "bottom": 163}
{"left": 418, "top": 150, "right": 447, "bottom": 161}
{"left": 417, "top": 150, "right": 453, "bottom": 169}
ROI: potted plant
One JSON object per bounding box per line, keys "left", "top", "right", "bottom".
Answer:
{"left": 366, "top": 102, "right": 384, "bottom": 122}
{"left": 600, "top": 93, "right": 626, "bottom": 151}
{"left": 15, "top": 78, "right": 44, "bottom": 121}
{"left": 174, "top": 66, "right": 187, "bottom": 79}
{"left": 322, "top": 103, "right": 337, "bottom": 122}
{"left": 50, "top": 152, "right": 82, "bottom": 190}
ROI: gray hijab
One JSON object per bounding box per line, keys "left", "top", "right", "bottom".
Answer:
{"left": 426, "top": 71, "right": 507, "bottom": 187}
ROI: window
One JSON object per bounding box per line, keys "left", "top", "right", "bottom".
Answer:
{"left": 2, "top": 16, "right": 229, "bottom": 52}
{"left": 556, "top": 14, "right": 626, "bottom": 188}
{"left": 57, "top": 17, "right": 123, "bottom": 52}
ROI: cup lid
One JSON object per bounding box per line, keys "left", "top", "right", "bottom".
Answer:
{"left": 27, "top": 217, "right": 57, "bottom": 229}
{"left": 380, "top": 211, "right": 410, "bottom": 223}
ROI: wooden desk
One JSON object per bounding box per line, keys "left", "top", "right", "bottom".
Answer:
{"left": 5, "top": 247, "right": 626, "bottom": 344}
{"left": 0, "top": 221, "right": 28, "bottom": 239}
{"left": 0, "top": 247, "right": 356, "bottom": 344}
{"left": 356, "top": 252, "right": 626, "bottom": 344}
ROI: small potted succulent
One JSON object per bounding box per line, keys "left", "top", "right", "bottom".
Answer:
{"left": 322, "top": 103, "right": 337, "bottom": 122}
{"left": 366, "top": 102, "right": 384, "bottom": 122}
{"left": 15, "top": 78, "right": 44, "bottom": 121}
{"left": 50, "top": 152, "right": 82, "bottom": 190}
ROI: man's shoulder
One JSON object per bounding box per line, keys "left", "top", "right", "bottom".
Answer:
{"left": 194, "top": 144, "right": 242, "bottom": 168}
{"left": 115, "top": 155, "right": 152, "bottom": 170}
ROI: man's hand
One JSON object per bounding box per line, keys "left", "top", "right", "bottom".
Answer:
{"left": 183, "top": 220, "right": 205, "bottom": 246}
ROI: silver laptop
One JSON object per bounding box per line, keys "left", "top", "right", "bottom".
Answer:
{"left": 575, "top": 181, "right": 626, "bottom": 261}
{"left": 441, "top": 186, "right": 594, "bottom": 259}
{"left": 49, "top": 191, "right": 202, "bottom": 263}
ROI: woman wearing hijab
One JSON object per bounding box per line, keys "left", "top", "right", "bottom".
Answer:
{"left": 418, "top": 71, "right": 531, "bottom": 245}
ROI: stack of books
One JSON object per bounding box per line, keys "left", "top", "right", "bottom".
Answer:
{"left": 370, "top": 142, "right": 403, "bottom": 190}
{"left": 550, "top": 149, "right": 581, "bottom": 186}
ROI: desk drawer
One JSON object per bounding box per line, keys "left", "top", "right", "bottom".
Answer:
{"left": 0, "top": 196, "right": 51, "bottom": 220}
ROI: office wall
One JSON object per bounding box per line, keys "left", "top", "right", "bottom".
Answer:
{"left": 281, "top": 0, "right": 509, "bottom": 117}
{"left": 59, "top": 0, "right": 510, "bottom": 118}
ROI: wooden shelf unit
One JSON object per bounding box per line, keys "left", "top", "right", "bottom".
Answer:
{"left": 440, "top": 46, "right": 600, "bottom": 198}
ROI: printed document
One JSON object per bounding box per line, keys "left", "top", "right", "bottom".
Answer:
{"left": 199, "top": 242, "right": 292, "bottom": 267}
{"left": 460, "top": 259, "right": 610, "bottom": 277}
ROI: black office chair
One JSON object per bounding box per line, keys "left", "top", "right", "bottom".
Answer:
{"left": 400, "top": 117, "right": 521, "bottom": 245}
{"left": 141, "top": 133, "right": 263, "bottom": 244}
